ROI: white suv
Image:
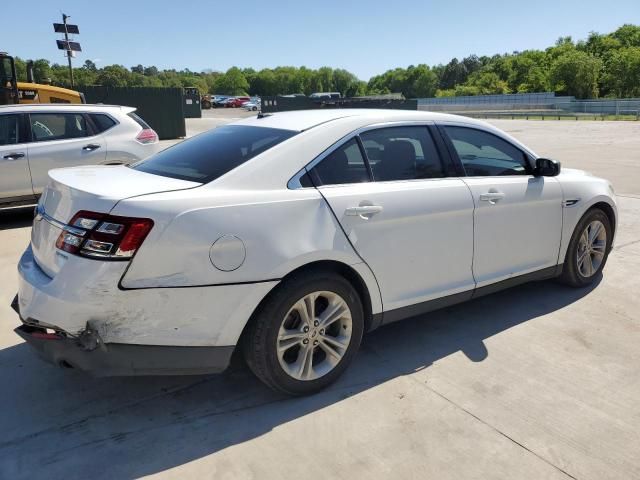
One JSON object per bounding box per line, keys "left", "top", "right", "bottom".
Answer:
{"left": 0, "top": 104, "right": 161, "bottom": 208}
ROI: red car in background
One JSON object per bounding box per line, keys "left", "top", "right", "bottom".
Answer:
{"left": 225, "top": 97, "right": 251, "bottom": 108}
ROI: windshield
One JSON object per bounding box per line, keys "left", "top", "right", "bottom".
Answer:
{"left": 131, "top": 125, "right": 297, "bottom": 183}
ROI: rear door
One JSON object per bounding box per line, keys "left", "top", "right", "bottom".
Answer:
{"left": 0, "top": 113, "right": 34, "bottom": 202}
{"left": 308, "top": 124, "right": 475, "bottom": 315}
{"left": 440, "top": 124, "right": 563, "bottom": 287}
{"left": 26, "top": 111, "right": 106, "bottom": 194}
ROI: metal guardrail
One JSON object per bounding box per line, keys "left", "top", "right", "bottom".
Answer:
{"left": 417, "top": 93, "right": 640, "bottom": 119}
{"left": 462, "top": 111, "right": 639, "bottom": 121}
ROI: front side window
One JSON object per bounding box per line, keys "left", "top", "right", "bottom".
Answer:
{"left": 29, "top": 113, "right": 89, "bottom": 142}
{"left": 443, "top": 126, "right": 531, "bottom": 176}
{"left": 131, "top": 125, "right": 297, "bottom": 183}
{"left": 0, "top": 114, "right": 19, "bottom": 146}
{"left": 307, "top": 138, "right": 370, "bottom": 186}
{"left": 360, "top": 126, "right": 445, "bottom": 181}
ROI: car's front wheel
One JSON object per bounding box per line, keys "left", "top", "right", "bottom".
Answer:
{"left": 243, "top": 273, "right": 364, "bottom": 395}
{"left": 560, "top": 208, "right": 612, "bottom": 287}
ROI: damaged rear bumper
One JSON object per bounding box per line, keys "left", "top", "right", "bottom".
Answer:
{"left": 12, "top": 296, "right": 234, "bottom": 376}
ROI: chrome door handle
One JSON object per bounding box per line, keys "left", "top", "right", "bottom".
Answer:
{"left": 3, "top": 152, "right": 25, "bottom": 160}
{"left": 82, "top": 144, "right": 101, "bottom": 151}
{"left": 345, "top": 205, "right": 383, "bottom": 217}
{"left": 479, "top": 192, "right": 505, "bottom": 203}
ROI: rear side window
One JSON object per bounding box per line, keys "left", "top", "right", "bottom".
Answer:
{"left": 360, "top": 126, "right": 445, "bottom": 181}
{"left": 0, "top": 114, "right": 19, "bottom": 146}
{"left": 131, "top": 125, "right": 297, "bottom": 183}
{"left": 308, "top": 138, "right": 370, "bottom": 186}
{"left": 90, "top": 113, "right": 117, "bottom": 133}
{"left": 29, "top": 113, "right": 88, "bottom": 142}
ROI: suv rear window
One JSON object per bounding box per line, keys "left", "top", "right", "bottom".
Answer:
{"left": 90, "top": 113, "right": 117, "bottom": 133}
{"left": 131, "top": 125, "right": 297, "bottom": 183}
{"left": 128, "top": 112, "right": 151, "bottom": 129}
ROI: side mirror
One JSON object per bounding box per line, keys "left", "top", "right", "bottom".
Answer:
{"left": 534, "top": 158, "right": 561, "bottom": 177}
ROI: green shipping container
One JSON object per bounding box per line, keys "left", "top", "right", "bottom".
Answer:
{"left": 82, "top": 86, "right": 186, "bottom": 140}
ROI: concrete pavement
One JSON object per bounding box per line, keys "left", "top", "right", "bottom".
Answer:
{"left": 0, "top": 118, "right": 639, "bottom": 479}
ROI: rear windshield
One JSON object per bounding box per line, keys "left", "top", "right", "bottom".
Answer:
{"left": 130, "top": 125, "right": 297, "bottom": 183}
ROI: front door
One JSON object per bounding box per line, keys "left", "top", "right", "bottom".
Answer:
{"left": 441, "top": 125, "right": 563, "bottom": 287}
{"left": 0, "top": 113, "right": 33, "bottom": 202}
{"left": 26, "top": 112, "right": 106, "bottom": 194}
{"left": 308, "top": 125, "right": 476, "bottom": 313}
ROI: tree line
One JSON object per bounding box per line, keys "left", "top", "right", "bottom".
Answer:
{"left": 12, "top": 24, "right": 640, "bottom": 99}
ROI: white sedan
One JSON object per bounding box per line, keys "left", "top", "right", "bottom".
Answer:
{"left": 13, "top": 109, "right": 617, "bottom": 395}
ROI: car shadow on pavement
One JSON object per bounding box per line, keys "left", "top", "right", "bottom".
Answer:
{"left": 0, "top": 276, "right": 600, "bottom": 479}
{"left": 0, "top": 207, "right": 34, "bottom": 231}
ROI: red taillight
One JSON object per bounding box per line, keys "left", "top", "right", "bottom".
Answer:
{"left": 55, "top": 210, "right": 154, "bottom": 260}
{"left": 135, "top": 128, "right": 158, "bottom": 144}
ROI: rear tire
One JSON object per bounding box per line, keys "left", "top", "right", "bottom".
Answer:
{"left": 243, "top": 272, "right": 364, "bottom": 395}
{"left": 560, "top": 208, "right": 612, "bottom": 287}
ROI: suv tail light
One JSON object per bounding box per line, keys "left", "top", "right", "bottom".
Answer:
{"left": 135, "top": 128, "right": 158, "bottom": 144}
{"left": 56, "top": 211, "right": 154, "bottom": 260}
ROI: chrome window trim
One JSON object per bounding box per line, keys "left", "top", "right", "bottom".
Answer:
{"left": 287, "top": 120, "right": 436, "bottom": 189}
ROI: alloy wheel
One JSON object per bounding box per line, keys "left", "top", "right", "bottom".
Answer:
{"left": 276, "top": 291, "right": 353, "bottom": 381}
{"left": 576, "top": 220, "right": 607, "bottom": 277}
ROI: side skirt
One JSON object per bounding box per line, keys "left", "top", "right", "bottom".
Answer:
{"left": 378, "top": 265, "right": 562, "bottom": 327}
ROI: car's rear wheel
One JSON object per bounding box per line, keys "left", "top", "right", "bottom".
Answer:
{"left": 560, "top": 208, "right": 612, "bottom": 287}
{"left": 243, "top": 273, "right": 364, "bottom": 395}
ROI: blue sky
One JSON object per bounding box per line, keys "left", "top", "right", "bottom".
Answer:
{"left": 5, "top": 0, "right": 640, "bottom": 80}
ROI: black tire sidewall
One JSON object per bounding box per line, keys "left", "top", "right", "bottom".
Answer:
{"left": 563, "top": 209, "right": 612, "bottom": 286}
{"left": 249, "top": 274, "right": 364, "bottom": 395}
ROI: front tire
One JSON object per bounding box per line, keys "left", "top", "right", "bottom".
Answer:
{"left": 243, "top": 273, "right": 364, "bottom": 395}
{"left": 560, "top": 208, "right": 612, "bottom": 287}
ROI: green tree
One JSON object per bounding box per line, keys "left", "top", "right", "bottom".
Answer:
{"left": 467, "top": 70, "right": 510, "bottom": 94}
{"left": 604, "top": 47, "right": 640, "bottom": 97}
{"left": 550, "top": 50, "right": 602, "bottom": 98}
{"left": 95, "top": 65, "right": 132, "bottom": 87}
{"left": 214, "top": 67, "right": 249, "bottom": 95}
{"left": 82, "top": 59, "right": 97, "bottom": 72}
{"left": 611, "top": 24, "right": 640, "bottom": 47}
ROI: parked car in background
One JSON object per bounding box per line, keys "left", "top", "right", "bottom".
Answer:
{"left": 213, "top": 96, "right": 231, "bottom": 108}
{"left": 0, "top": 104, "right": 160, "bottom": 208}
{"left": 13, "top": 109, "right": 617, "bottom": 396}
{"left": 243, "top": 101, "right": 260, "bottom": 111}
{"left": 226, "top": 97, "right": 251, "bottom": 108}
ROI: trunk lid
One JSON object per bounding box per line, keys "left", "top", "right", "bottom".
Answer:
{"left": 32, "top": 165, "right": 199, "bottom": 277}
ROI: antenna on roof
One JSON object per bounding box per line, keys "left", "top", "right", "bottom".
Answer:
{"left": 257, "top": 112, "right": 273, "bottom": 119}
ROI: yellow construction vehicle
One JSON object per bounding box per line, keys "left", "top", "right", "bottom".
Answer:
{"left": 1, "top": 52, "right": 84, "bottom": 105}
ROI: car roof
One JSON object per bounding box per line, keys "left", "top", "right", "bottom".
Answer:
{"left": 0, "top": 104, "right": 136, "bottom": 114}
{"left": 232, "top": 108, "right": 487, "bottom": 132}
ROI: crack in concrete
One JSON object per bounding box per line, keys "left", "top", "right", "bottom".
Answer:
{"left": 422, "top": 384, "right": 579, "bottom": 480}
{"left": 615, "top": 238, "right": 640, "bottom": 250}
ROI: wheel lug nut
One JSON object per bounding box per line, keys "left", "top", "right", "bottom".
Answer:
{"left": 314, "top": 320, "right": 319, "bottom": 327}
{"left": 320, "top": 329, "right": 324, "bottom": 335}
{"left": 302, "top": 339, "right": 309, "bottom": 344}
{"left": 313, "top": 340, "right": 318, "bottom": 346}
{"left": 303, "top": 326, "right": 309, "bottom": 332}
